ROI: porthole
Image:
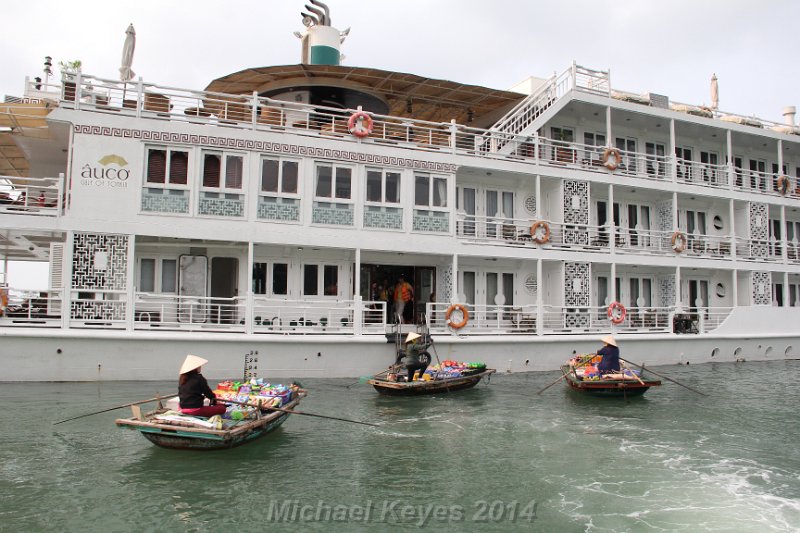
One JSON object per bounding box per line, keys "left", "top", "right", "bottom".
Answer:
{"left": 711, "top": 347, "right": 720, "bottom": 358}
{"left": 715, "top": 283, "right": 726, "bottom": 298}
{"left": 734, "top": 347, "right": 742, "bottom": 357}
{"left": 786, "top": 346, "right": 794, "bottom": 358}
{"left": 713, "top": 215, "right": 723, "bottom": 230}
{"left": 765, "top": 346, "right": 773, "bottom": 356}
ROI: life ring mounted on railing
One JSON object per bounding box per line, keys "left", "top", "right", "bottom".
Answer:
{"left": 0, "top": 287, "right": 7, "bottom": 317}
{"left": 348, "top": 111, "right": 374, "bottom": 138}
{"left": 671, "top": 231, "right": 687, "bottom": 253}
{"left": 607, "top": 301, "right": 626, "bottom": 325}
{"left": 602, "top": 147, "right": 621, "bottom": 171}
{"left": 445, "top": 303, "right": 469, "bottom": 329}
{"left": 530, "top": 220, "right": 551, "bottom": 244}
{"left": 777, "top": 175, "right": 790, "bottom": 196}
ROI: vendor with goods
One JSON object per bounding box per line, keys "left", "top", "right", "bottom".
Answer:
{"left": 596, "top": 335, "right": 621, "bottom": 375}
{"left": 178, "top": 354, "right": 227, "bottom": 417}
{"left": 400, "top": 332, "right": 430, "bottom": 381}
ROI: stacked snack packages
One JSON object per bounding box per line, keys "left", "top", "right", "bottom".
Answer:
{"left": 424, "top": 360, "right": 487, "bottom": 379}
{"left": 214, "top": 379, "right": 297, "bottom": 419}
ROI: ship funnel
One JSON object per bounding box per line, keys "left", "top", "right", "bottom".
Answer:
{"left": 783, "top": 106, "right": 796, "bottom": 127}
{"left": 298, "top": 0, "right": 347, "bottom": 65}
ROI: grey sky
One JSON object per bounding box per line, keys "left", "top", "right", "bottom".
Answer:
{"left": 3, "top": 0, "right": 798, "bottom": 122}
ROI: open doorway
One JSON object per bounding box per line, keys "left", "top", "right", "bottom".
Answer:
{"left": 360, "top": 264, "right": 436, "bottom": 324}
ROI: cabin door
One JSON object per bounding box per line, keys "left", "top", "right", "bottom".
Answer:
{"left": 178, "top": 255, "right": 208, "bottom": 323}
{"left": 210, "top": 257, "right": 239, "bottom": 324}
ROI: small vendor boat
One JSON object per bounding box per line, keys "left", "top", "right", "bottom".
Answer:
{"left": 116, "top": 383, "right": 306, "bottom": 450}
{"left": 368, "top": 361, "right": 495, "bottom": 396}
{"left": 560, "top": 356, "right": 661, "bottom": 398}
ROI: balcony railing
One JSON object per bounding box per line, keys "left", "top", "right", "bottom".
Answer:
{"left": 0, "top": 175, "right": 63, "bottom": 217}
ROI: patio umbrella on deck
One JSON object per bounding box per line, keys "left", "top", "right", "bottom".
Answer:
{"left": 120, "top": 24, "right": 136, "bottom": 102}
{"left": 710, "top": 73, "right": 719, "bottom": 110}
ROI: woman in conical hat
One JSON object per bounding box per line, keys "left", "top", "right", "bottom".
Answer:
{"left": 596, "top": 335, "right": 620, "bottom": 375}
{"left": 400, "top": 332, "right": 430, "bottom": 381}
{"left": 178, "top": 354, "right": 226, "bottom": 418}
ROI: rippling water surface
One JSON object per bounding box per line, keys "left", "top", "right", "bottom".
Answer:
{"left": 2, "top": 360, "right": 799, "bottom": 532}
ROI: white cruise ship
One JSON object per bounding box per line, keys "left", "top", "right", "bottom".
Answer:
{"left": 1, "top": 2, "right": 798, "bottom": 381}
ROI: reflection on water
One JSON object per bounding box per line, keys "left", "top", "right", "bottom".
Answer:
{"left": 1, "top": 360, "right": 799, "bottom": 531}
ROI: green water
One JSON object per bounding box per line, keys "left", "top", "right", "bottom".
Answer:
{"left": 2, "top": 360, "right": 799, "bottom": 532}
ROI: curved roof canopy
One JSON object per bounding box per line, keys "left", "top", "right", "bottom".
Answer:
{"left": 205, "top": 64, "right": 526, "bottom": 127}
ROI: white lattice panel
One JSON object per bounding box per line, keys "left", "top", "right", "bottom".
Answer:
{"left": 72, "top": 233, "right": 129, "bottom": 290}
{"left": 564, "top": 262, "right": 590, "bottom": 307}
{"left": 657, "top": 199, "right": 672, "bottom": 233}
{"left": 658, "top": 275, "right": 676, "bottom": 307}
{"left": 751, "top": 271, "right": 771, "bottom": 305}
{"left": 563, "top": 180, "right": 589, "bottom": 245}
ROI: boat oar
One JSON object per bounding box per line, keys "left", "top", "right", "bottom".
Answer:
{"left": 620, "top": 358, "right": 707, "bottom": 396}
{"left": 53, "top": 394, "right": 178, "bottom": 425}
{"left": 536, "top": 354, "right": 594, "bottom": 395}
{"left": 622, "top": 362, "right": 646, "bottom": 386}
{"left": 219, "top": 399, "right": 379, "bottom": 428}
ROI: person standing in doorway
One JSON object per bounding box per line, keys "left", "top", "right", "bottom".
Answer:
{"left": 394, "top": 274, "right": 414, "bottom": 324}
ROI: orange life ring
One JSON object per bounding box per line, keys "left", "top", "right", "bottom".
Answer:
{"left": 777, "top": 175, "right": 790, "bottom": 195}
{"left": 671, "top": 231, "right": 687, "bottom": 253}
{"left": 445, "top": 303, "right": 469, "bottom": 329}
{"left": 607, "top": 301, "right": 626, "bottom": 324}
{"left": 602, "top": 147, "right": 621, "bottom": 171}
{"left": 0, "top": 288, "right": 7, "bottom": 317}
{"left": 530, "top": 220, "right": 551, "bottom": 244}
{"left": 347, "top": 111, "right": 373, "bottom": 138}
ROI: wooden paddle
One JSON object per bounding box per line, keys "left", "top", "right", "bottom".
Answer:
{"left": 620, "top": 357, "right": 707, "bottom": 396}
{"left": 53, "top": 393, "right": 178, "bottom": 425}
{"left": 219, "top": 398, "right": 379, "bottom": 427}
{"left": 622, "top": 362, "right": 646, "bottom": 385}
{"left": 536, "top": 354, "right": 595, "bottom": 395}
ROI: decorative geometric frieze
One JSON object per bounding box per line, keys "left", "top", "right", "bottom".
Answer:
{"left": 363, "top": 207, "right": 403, "bottom": 230}
{"left": 657, "top": 199, "right": 672, "bottom": 233}
{"left": 564, "top": 262, "right": 590, "bottom": 307}
{"left": 70, "top": 300, "right": 126, "bottom": 321}
{"left": 440, "top": 265, "right": 453, "bottom": 304}
{"left": 73, "top": 125, "right": 457, "bottom": 173}
{"left": 413, "top": 211, "right": 449, "bottom": 233}
{"left": 563, "top": 180, "right": 589, "bottom": 245}
{"left": 72, "top": 233, "right": 129, "bottom": 290}
{"left": 198, "top": 195, "right": 244, "bottom": 217}
{"left": 141, "top": 189, "right": 189, "bottom": 214}
{"left": 658, "top": 275, "right": 676, "bottom": 307}
{"left": 749, "top": 202, "right": 768, "bottom": 257}
{"left": 751, "top": 271, "right": 771, "bottom": 305}
{"left": 257, "top": 199, "right": 300, "bottom": 221}
{"left": 312, "top": 203, "right": 354, "bottom": 226}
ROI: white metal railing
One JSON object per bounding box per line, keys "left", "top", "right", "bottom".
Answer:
{"left": 251, "top": 298, "right": 385, "bottom": 334}
{"left": 733, "top": 236, "right": 782, "bottom": 261}
{"left": 427, "top": 302, "right": 540, "bottom": 334}
{"left": 134, "top": 293, "right": 246, "bottom": 331}
{"left": 0, "top": 175, "right": 63, "bottom": 216}
{"left": 0, "top": 288, "right": 61, "bottom": 327}
{"left": 677, "top": 160, "right": 729, "bottom": 188}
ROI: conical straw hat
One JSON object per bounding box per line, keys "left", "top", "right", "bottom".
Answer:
{"left": 601, "top": 335, "right": 617, "bottom": 347}
{"left": 180, "top": 354, "right": 208, "bottom": 374}
{"left": 405, "top": 332, "right": 421, "bottom": 344}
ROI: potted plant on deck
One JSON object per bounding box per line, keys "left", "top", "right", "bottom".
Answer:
{"left": 59, "top": 60, "right": 82, "bottom": 101}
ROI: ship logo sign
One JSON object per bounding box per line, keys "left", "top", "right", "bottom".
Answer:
{"left": 80, "top": 154, "right": 130, "bottom": 188}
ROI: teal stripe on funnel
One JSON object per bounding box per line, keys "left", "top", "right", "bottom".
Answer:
{"left": 310, "top": 45, "right": 340, "bottom": 66}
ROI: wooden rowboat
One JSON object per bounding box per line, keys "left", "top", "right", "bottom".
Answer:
{"left": 115, "top": 389, "right": 306, "bottom": 450}
{"left": 560, "top": 364, "right": 660, "bottom": 397}
{"left": 367, "top": 369, "right": 495, "bottom": 396}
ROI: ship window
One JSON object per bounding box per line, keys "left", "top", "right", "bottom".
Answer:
{"left": 315, "top": 164, "right": 352, "bottom": 200}
{"left": 202, "top": 151, "right": 244, "bottom": 191}
{"left": 415, "top": 173, "right": 447, "bottom": 208}
{"left": 252, "top": 262, "right": 288, "bottom": 296}
{"left": 138, "top": 257, "right": 177, "bottom": 294}
{"left": 260, "top": 158, "right": 299, "bottom": 195}
{"left": 146, "top": 147, "right": 188, "bottom": 186}
{"left": 366, "top": 168, "right": 400, "bottom": 204}
{"left": 302, "top": 263, "right": 339, "bottom": 297}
